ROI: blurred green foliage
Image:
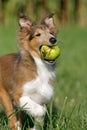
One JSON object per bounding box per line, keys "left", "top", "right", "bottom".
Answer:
{"left": 0, "top": 0, "right": 87, "bottom": 26}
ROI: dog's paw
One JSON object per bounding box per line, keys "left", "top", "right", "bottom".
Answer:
{"left": 34, "top": 105, "right": 46, "bottom": 123}
{"left": 15, "top": 121, "right": 21, "bottom": 130}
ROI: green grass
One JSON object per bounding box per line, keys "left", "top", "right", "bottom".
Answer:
{"left": 0, "top": 23, "right": 87, "bottom": 130}
{"left": 0, "top": 22, "right": 18, "bottom": 55}
{"left": 55, "top": 25, "right": 87, "bottom": 130}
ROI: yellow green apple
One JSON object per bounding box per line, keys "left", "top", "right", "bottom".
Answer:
{"left": 40, "top": 45, "right": 60, "bottom": 61}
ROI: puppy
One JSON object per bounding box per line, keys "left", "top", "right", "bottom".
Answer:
{"left": 0, "top": 14, "right": 57, "bottom": 130}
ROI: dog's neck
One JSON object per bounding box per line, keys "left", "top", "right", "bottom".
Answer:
{"left": 33, "top": 57, "right": 55, "bottom": 80}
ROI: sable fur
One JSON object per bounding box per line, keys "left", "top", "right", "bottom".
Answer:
{"left": 0, "top": 14, "right": 57, "bottom": 130}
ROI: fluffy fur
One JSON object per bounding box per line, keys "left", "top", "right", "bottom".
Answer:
{"left": 0, "top": 14, "right": 57, "bottom": 130}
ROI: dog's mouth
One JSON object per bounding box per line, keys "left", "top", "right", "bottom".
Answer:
{"left": 43, "top": 59, "right": 56, "bottom": 64}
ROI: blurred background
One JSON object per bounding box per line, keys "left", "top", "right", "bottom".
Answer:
{"left": 0, "top": 0, "right": 87, "bottom": 130}
{"left": 0, "top": 0, "right": 87, "bottom": 26}
{"left": 0, "top": 0, "right": 87, "bottom": 25}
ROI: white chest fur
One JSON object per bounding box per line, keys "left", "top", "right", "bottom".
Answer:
{"left": 22, "top": 58, "right": 55, "bottom": 104}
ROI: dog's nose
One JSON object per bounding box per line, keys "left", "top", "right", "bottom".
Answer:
{"left": 49, "top": 37, "right": 57, "bottom": 44}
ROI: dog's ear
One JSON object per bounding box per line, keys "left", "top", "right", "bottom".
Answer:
{"left": 41, "top": 13, "right": 57, "bottom": 35}
{"left": 19, "top": 14, "right": 34, "bottom": 29}
{"left": 41, "top": 13, "right": 54, "bottom": 28}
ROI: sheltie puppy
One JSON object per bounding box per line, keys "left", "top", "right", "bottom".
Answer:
{"left": 0, "top": 13, "right": 57, "bottom": 130}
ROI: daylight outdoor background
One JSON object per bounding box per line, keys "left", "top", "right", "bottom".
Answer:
{"left": 0, "top": 0, "right": 87, "bottom": 130}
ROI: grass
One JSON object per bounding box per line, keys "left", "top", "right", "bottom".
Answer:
{"left": 0, "top": 23, "right": 87, "bottom": 130}
{"left": 0, "top": 21, "right": 18, "bottom": 55}
{"left": 55, "top": 25, "right": 87, "bottom": 130}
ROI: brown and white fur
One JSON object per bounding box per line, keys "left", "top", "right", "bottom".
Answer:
{"left": 0, "top": 14, "right": 57, "bottom": 130}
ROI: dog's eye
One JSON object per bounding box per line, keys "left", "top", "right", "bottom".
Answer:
{"left": 36, "top": 33, "right": 41, "bottom": 37}
{"left": 50, "top": 32, "right": 53, "bottom": 35}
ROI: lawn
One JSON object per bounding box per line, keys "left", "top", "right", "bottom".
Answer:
{"left": 0, "top": 23, "right": 87, "bottom": 130}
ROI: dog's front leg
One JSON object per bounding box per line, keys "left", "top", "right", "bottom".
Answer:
{"left": 19, "top": 96, "right": 46, "bottom": 130}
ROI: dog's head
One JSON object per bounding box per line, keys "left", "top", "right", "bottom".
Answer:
{"left": 18, "top": 14, "right": 57, "bottom": 61}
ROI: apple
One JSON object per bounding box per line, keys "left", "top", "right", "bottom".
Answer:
{"left": 40, "top": 45, "right": 60, "bottom": 61}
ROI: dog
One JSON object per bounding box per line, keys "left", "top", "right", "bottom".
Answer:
{"left": 0, "top": 13, "right": 57, "bottom": 130}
